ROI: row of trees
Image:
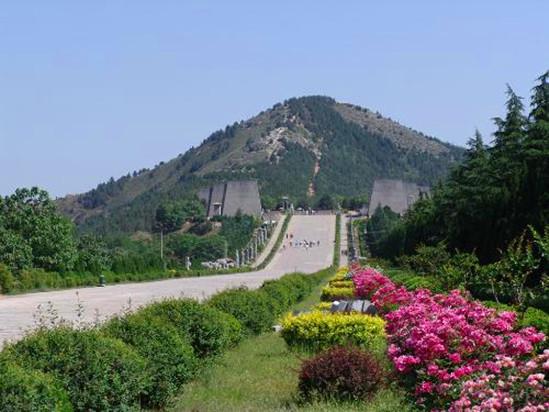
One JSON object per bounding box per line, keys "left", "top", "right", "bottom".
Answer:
{"left": 371, "top": 71, "right": 548, "bottom": 264}
{"left": 0, "top": 187, "right": 260, "bottom": 281}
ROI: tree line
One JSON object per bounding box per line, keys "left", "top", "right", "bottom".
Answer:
{"left": 0, "top": 187, "right": 261, "bottom": 292}
{"left": 369, "top": 71, "right": 548, "bottom": 264}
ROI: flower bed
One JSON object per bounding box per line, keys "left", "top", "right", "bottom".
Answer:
{"left": 351, "top": 266, "right": 547, "bottom": 411}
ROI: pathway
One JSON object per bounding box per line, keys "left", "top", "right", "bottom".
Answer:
{"left": 0, "top": 214, "right": 336, "bottom": 347}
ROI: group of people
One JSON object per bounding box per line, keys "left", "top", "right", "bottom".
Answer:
{"left": 282, "top": 233, "right": 320, "bottom": 251}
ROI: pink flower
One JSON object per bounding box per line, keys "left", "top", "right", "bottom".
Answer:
{"left": 394, "top": 355, "right": 421, "bottom": 372}
{"left": 449, "top": 352, "right": 462, "bottom": 364}
{"left": 349, "top": 265, "right": 548, "bottom": 410}
{"left": 417, "top": 381, "right": 434, "bottom": 394}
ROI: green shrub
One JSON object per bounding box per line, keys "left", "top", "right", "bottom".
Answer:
{"left": 261, "top": 273, "right": 313, "bottom": 313}
{"left": 520, "top": 307, "right": 549, "bottom": 336}
{"left": 328, "top": 279, "right": 354, "bottom": 288}
{"left": 397, "top": 242, "right": 450, "bottom": 276}
{"left": 482, "top": 300, "right": 515, "bottom": 312}
{"left": 387, "top": 269, "right": 443, "bottom": 292}
{"left": 141, "top": 298, "right": 242, "bottom": 356}
{"left": 102, "top": 313, "right": 197, "bottom": 408}
{"left": 261, "top": 280, "right": 295, "bottom": 314}
{"left": 0, "top": 360, "right": 72, "bottom": 412}
{"left": 5, "top": 327, "right": 148, "bottom": 411}
{"left": 208, "top": 287, "right": 276, "bottom": 335}
{"left": 276, "top": 273, "right": 314, "bottom": 300}
{"left": 399, "top": 275, "right": 442, "bottom": 292}
{"left": 280, "top": 312, "right": 386, "bottom": 352}
{"left": 313, "top": 302, "right": 333, "bottom": 311}
{"left": 320, "top": 286, "right": 355, "bottom": 301}
{"left": 0, "top": 264, "right": 15, "bottom": 293}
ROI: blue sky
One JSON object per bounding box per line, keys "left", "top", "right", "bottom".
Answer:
{"left": 1, "top": 1, "right": 547, "bottom": 197}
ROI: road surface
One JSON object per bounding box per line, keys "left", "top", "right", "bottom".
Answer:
{"left": 0, "top": 214, "right": 337, "bottom": 347}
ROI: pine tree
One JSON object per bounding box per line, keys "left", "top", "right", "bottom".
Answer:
{"left": 522, "top": 71, "right": 549, "bottom": 229}
{"left": 492, "top": 85, "right": 528, "bottom": 155}
{"left": 465, "top": 129, "right": 486, "bottom": 161}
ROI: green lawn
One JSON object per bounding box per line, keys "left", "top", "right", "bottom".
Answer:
{"left": 169, "top": 269, "right": 415, "bottom": 412}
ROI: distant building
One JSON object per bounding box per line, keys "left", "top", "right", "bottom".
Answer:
{"left": 368, "top": 179, "right": 429, "bottom": 216}
{"left": 198, "top": 180, "right": 262, "bottom": 218}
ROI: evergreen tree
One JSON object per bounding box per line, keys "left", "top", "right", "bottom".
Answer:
{"left": 375, "top": 72, "right": 549, "bottom": 263}
{"left": 522, "top": 71, "right": 549, "bottom": 229}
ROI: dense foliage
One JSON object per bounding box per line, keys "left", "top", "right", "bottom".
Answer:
{"left": 0, "top": 186, "right": 262, "bottom": 293}
{"left": 154, "top": 197, "right": 205, "bottom": 233}
{"left": 101, "top": 313, "right": 197, "bottom": 407}
{"left": 207, "top": 288, "right": 279, "bottom": 335}
{"left": 0, "top": 266, "right": 334, "bottom": 410}
{"left": 375, "top": 72, "right": 549, "bottom": 264}
{"left": 217, "top": 213, "right": 258, "bottom": 252}
{"left": 0, "top": 360, "right": 72, "bottom": 412}
{"left": 4, "top": 328, "right": 148, "bottom": 411}
{"left": 287, "top": 97, "right": 462, "bottom": 198}
{"left": 0, "top": 188, "right": 77, "bottom": 272}
{"left": 298, "top": 346, "right": 385, "bottom": 401}
{"left": 280, "top": 311, "right": 386, "bottom": 352}
{"left": 140, "top": 299, "right": 242, "bottom": 357}
{"left": 349, "top": 265, "right": 547, "bottom": 411}
{"left": 320, "top": 285, "right": 355, "bottom": 301}
{"left": 59, "top": 95, "right": 461, "bottom": 235}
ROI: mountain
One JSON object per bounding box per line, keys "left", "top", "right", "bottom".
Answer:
{"left": 57, "top": 96, "right": 464, "bottom": 235}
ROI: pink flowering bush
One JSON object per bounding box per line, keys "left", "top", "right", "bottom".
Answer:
{"left": 351, "top": 266, "right": 547, "bottom": 410}
{"left": 353, "top": 267, "right": 393, "bottom": 299}
{"left": 449, "top": 351, "right": 549, "bottom": 411}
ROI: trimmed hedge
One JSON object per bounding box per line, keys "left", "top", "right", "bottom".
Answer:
{"left": 328, "top": 279, "right": 354, "bottom": 288}
{"left": 140, "top": 298, "right": 242, "bottom": 357}
{"left": 207, "top": 270, "right": 327, "bottom": 335}
{"left": 261, "top": 273, "right": 314, "bottom": 314}
{"left": 102, "top": 313, "right": 197, "bottom": 408}
{"left": 313, "top": 302, "right": 333, "bottom": 311}
{"left": 298, "top": 346, "right": 385, "bottom": 401}
{"left": 0, "top": 360, "right": 72, "bottom": 412}
{"left": 0, "top": 214, "right": 342, "bottom": 410}
{"left": 320, "top": 286, "right": 355, "bottom": 301}
{"left": 207, "top": 288, "right": 276, "bottom": 335}
{"left": 280, "top": 311, "right": 386, "bottom": 352}
{"left": 4, "top": 327, "right": 148, "bottom": 411}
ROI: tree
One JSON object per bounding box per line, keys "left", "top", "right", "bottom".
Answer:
{"left": 0, "top": 188, "right": 77, "bottom": 272}
{"left": 0, "top": 228, "right": 33, "bottom": 271}
{"left": 155, "top": 198, "right": 206, "bottom": 233}
{"left": 316, "top": 194, "right": 336, "bottom": 210}
{"left": 465, "top": 129, "right": 486, "bottom": 161}
{"left": 75, "top": 235, "right": 111, "bottom": 274}
{"left": 492, "top": 85, "right": 528, "bottom": 157}
{"left": 522, "top": 71, "right": 549, "bottom": 231}
{"left": 373, "top": 72, "right": 549, "bottom": 265}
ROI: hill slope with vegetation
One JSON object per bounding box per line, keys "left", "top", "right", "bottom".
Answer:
{"left": 57, "top": 96, "right": 463, "bottom": 235}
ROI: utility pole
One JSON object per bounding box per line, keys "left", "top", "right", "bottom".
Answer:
{"left": 160, "top": 229, "right": 164, "bottom": 261}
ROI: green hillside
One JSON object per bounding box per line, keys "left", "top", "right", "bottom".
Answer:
{"left": 57, "top": 96, "right": 464, "bottom": 235}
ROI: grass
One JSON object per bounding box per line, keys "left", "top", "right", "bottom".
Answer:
{"left": 169, "top": 213, "right": 414, "bottom": 412}
{"left": 169, "top": 276, "right": 413, "bottom": 411}
{"left": 168, "top": 328, "right": 412, "bottom": 412}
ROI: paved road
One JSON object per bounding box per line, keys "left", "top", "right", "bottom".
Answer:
{"left": 0, "top": 214, "right": 336, "bottom": 347}
{"left": 340, "top": 215, "right": 349, "bottom": 267}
